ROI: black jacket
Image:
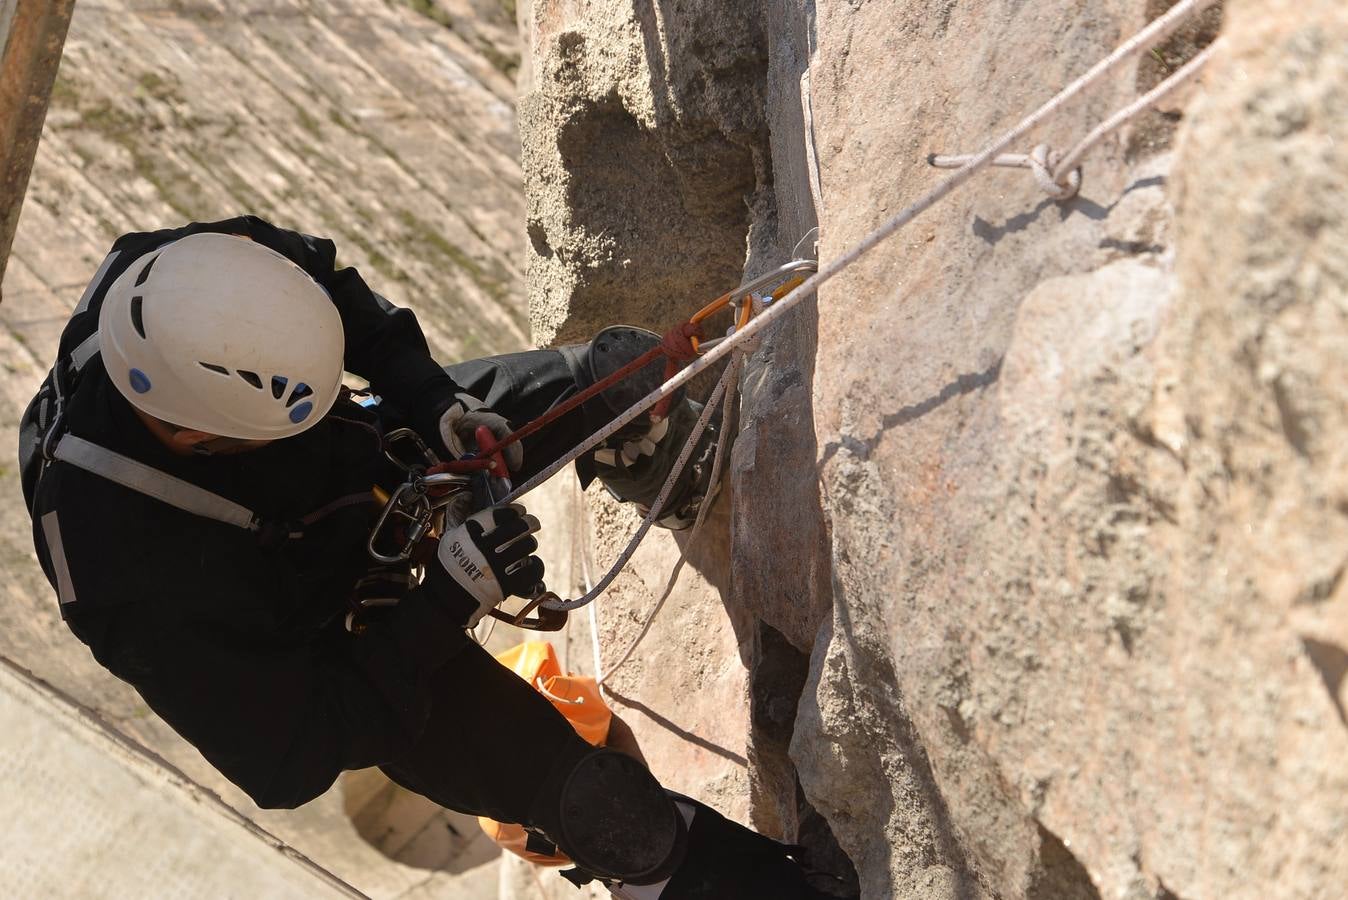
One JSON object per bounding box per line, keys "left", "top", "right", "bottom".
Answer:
{"left": 22, "top": 217, "right": 472, "bottom": 808}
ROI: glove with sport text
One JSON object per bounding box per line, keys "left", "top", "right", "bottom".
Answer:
{"left": 438, "top": 394, "right": 524, "bottom": 472}
{"left": 426, "top": 504, "right": 544, "bottom": 627}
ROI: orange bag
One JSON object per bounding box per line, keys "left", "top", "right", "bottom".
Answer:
{"left": 478, "top": 641, "right": 613, "bottom": 866}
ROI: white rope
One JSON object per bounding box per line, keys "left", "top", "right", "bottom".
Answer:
{"left": 587, "top": 602, "right": 604, "bottom": 686}
{"left": 930, "top": 145, "right": 1080, "bottom": 199}
{"left": 541, "top": 363, "right": 736, "bottom": 612}
{"left": 931, "top": 36, "right": 1221, "bottom": 197}
{"left": 1054, "top": 39, "right": 1221, "bottom": 176}
{"left": 573, "top": 483, "right": 606, "bottom": 684}
{"left": 508, "top": 0, "right": 1219, "bottom": 512}
{"left": 599, "top": 354, "right": 742, "bottom": 681}
{"left": 517, "top": 0, "right": 1219, "bottom": 617}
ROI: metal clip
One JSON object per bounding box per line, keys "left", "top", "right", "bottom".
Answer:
{"left": 367, "top": 471, "right": 473, "bottom": 565}
{"left": 489, "top": 588, "right": 569, "bottom": 632}
{"left": 383, "top": 427, "right": 440, "bottom": 473}
{"left": 367, "top": 481, "right": 431, "bottom": 564}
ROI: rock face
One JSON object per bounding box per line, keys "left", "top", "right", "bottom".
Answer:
{"left": 519, "top": 1, "right": 1348, "bottom": 899}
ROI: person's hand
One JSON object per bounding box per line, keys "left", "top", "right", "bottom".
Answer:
{"left": 426, "top": 504, "right": 544, "bottom": 627}
{"left": 438, "top": 394, "right": 523, "bottom": 472}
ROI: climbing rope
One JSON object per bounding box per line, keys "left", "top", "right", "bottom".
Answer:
{"left": 930, "top": 38, "right": 1222, "bottom": 197}
{"left": 598, "top": 354, "right": 741, "bottom": 681}
{"left": 511, "top": 0, "right": 1219, "bottom": 503}
{"left": 509, "top": 0, "right": 1222, "bottom": 616}
{"left": 541, "top": 358, "right": 738, "bottom": 613}
{"left": 472, "top": 256, "right": 820, "bottom": 471}
{"left": 528, "top": 267, "right": 803, "bottom": 616}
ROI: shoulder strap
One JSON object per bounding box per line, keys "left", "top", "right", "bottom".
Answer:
{"left": 52, "top": 435, "right": 262, "bottom": 533}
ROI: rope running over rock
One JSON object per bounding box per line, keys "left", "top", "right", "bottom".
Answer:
{"left": 930, "top": 37, "right": 1221, "bottom": 197}
{"left": 522, "top": 0, "right": 1220, "bottom": 614}
{"left": 598, "top": 355, "right": 741, "bottom": 680}
{"left": 542, "top": 359, "right": 738, "bottom": 612}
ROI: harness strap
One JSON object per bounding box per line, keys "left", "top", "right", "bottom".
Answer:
{"left": 69, "top": 332, "right": 101, "bottom": 371}
{"left": 300, "top": 492, "right": 376, "bottom": 526}
{"left": 53, "top": 435, "right": 261, "bottom": 533}
{"left": 74, "top": 250, "right": 121, "bottom": 315}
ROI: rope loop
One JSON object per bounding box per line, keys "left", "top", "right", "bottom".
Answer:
{"left": 1029, "top": 144, "right": 1082, "bottom": 200}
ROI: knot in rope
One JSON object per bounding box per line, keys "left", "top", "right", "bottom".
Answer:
{"left": 1028, "top": 144, "right": 1082, "bottom": 200}
{"left": 659, "top": 321, "right": 704, "bottom": 364}
{"left": 651, "top": 321, "right": 705, "bottom": 419}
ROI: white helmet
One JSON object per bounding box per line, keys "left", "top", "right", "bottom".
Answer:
{"left": 98, "top": 233, "right": 345, "bottom": 440}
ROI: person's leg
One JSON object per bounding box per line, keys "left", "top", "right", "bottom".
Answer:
{"left": 381, "top": 642, "right": 832, "bottom": 898}
{"left": 378, "top": 639, "right": 588, "bottom": 821}
{"left": 379, "top": 641, "right": 685, "bottom": 883}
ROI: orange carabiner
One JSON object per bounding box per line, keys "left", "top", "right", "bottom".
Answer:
{"left": 687, "top": 291, "right": 733, "bottom": 354}
{"left": 689, "top": 291, "right": 733, "bottom": 326}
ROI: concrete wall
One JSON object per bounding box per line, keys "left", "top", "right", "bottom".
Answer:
{"left": 0, "top": 657, "right": 361, "bottom": 899}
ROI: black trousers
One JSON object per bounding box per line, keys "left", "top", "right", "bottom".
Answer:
{"left": 380, "top": 348, "right": 608, "bottom": 833}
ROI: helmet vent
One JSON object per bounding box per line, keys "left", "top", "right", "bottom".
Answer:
{"left": 286, "top": 383, "right": 314, "bottom": 408}
{"left": 237, "top": 370, "right": 263, "bottom": 390}
{"left": 199, "top": 363, "right": 229, "bottom": 376}
{"left": 133, "top": 254, "right": 158, "bottom": 287}
{"left": 270, "top": 375, "right": 288, "bottom": 400}
{"left": 130, "top": 296, "right": 147, "bottom": 339}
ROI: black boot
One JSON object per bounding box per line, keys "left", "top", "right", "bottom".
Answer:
{"left": 657, "top": 798, "right": 851, "bottom": 900}
{"left": 563, "top": 326, "right": 727, "bottom": 530}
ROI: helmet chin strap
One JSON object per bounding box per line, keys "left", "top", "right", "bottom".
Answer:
{"left": 190, "top": 435, "right": 261, "bottom": 456}
{"left": 133, "top": 408, "right": 265, "bottom": 458}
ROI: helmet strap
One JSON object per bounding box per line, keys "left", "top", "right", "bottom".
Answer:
{"left": 190, "top": 436, "right": 260, "bottom": 456}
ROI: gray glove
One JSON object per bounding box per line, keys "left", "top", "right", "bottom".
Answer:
{"left": 438, "top": 393, "right": 524, "bottom": 472}
{"left": 428, "top": 504, "right": 544, "bottom": 627}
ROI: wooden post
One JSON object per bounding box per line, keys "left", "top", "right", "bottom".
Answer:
{"left": 0, "top": 0, "right": 76, "bottom": 301}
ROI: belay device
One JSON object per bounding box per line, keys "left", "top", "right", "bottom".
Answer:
{"left": 368, "top": 425, "right": 567, "bottom": 632}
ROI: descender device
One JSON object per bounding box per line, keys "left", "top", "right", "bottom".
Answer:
{"left": 367, "top": 425, "right": 567, "bottom": 632}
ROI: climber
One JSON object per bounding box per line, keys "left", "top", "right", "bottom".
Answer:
{"left": 17, "top": 217, "right": 839, "bottom": 898}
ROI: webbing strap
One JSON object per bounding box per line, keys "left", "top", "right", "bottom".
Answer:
{"left": 300, "top": 492, "right": 374, "bottom": 526}
{"left": 74, "top": 250, "right": 121, "bottom": 315}
{"left": 53, "top": 435, "right": 260, "bottom": 532}
{"left": 69, "top": 333, "right": 100, "bottom": 372}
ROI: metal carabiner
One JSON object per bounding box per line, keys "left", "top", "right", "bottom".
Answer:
{"left": 688, "top": 257, "right": 820, "bottom": 354}
{"left": 367, "top": 468, "right": 476, "bottom": 565}
{"left": 368, "top": 481, "right": 431, "bottom": 564}
{"left": 383, "top": 427, "right": 440, "bottom": 473}
{"left": 488, "top": 586, "right": 568, "bottom": 632}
